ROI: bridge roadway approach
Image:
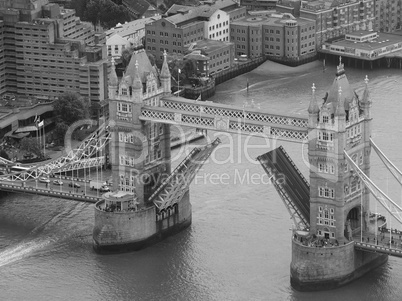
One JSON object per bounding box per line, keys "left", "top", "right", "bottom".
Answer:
{"left": 0, "top": 178, "right": 102, "bottom": 203}
{"left": 351, "top": 227, "right": 402, "bottom": 258}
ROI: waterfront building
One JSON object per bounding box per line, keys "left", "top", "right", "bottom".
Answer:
{"left": 0, "top": 0, "right": 108, "bottom": 102}
{"left": 374, "top": 0, "right": 402, "bottom": 33}
{"left": 320, "top": 30, "right": 402, "bottom": 67}
{"left": 189, "top": 39, "right": 235, "bottom": 76}
{"left": 184, "top": 51, "right": 210, "bottom": 77}
{"left": 230, "top": 12, "right": 316, "bottom": 61}
{"left": 299, "top": 0, "right": 375, "bottom": 48}
{"left": 145, "top": 0, "right": 245, "bottom": 61}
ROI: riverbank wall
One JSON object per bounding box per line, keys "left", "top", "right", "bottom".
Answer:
{"left": 184, "top": 56, "right": 268, "bottom": 101}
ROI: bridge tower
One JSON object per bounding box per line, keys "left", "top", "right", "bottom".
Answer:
{"left": 290, "top": 59, "right": 388, "bottom": 290}
{"left": 93, "top": 49, "right": 194, "bottom": 252}
{"left": 307, "top": 59, "right": 372, "bottom": 243}
{"left": 107, "top": 50, "right": 172, "bottom": 205}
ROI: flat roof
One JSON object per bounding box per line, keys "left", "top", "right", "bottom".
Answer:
{"left": 330, "top": 32, "right": 402, "bottom": 51}
{"left": 106, "top": 16, "right": 161, "bottom": 38}
{"left": 232, "top": 12, "right": 312, "bottom": 26}
{"left": 192, "top": 39, "right": 233, "bottom": 53}
{"left": 347, "top": 30, "right": 377, "bottom": 38}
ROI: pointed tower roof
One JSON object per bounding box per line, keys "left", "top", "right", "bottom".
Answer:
{"left": 308, "top": 83, "right": 320, "bottom": 114}
{"left": 109, "top": 57, "right": 119, "bottom": 87}
{"left": 132, "top": 60, "right": 143, "bottom": 90}
{"left": 125, "top": 49, "right": 158, "bottom": 84}
{"left": 323, "top": 57, "right": 356, "bottom": 114}
{"left": 160, "top": 50, "right": 171, "bottom": 79}
{"left": 335, "top": 86, "right": 346, "bottom": 117}
{"left": 360, "top": 75, "right": 371, "bottom": 104}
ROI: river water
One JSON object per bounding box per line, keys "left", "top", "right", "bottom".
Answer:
{"left": 1, "top": 61, "right": 402, "bottom": 300}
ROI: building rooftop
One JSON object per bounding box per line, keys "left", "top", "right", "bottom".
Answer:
{"left": 165, "top": 0, "right": 238, "bottom": 25}
{"left": 232, "top": 12, "right": 312, "bottom": 27}
{"left": 329, "top": 31, "right": 402, "bottom": 52}
{"left": 106, "top": 16, "right": 161, "bottom": 38}
{"left": 123, "top": 0, "right": 152, "bottom": 17}
{"left": 185, "top": 51, "right": 210, "bottom": 61}
{"left": 301, "top": 0, "right": 359, "bottom": 12}
{"left": 192, "top": 39, "right": 233, "bottom": 53}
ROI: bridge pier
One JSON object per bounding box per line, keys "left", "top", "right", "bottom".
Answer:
{"left": 290, "top": 239, "right": 388, "bottom": 291}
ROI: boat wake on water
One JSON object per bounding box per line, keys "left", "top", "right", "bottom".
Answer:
{"left": 0, "top": 201, "right": 90, "bottom": 268}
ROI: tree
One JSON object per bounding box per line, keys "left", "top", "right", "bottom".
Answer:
{"left": 85, "top": 0, "right": 131, "bottom": 29}
{"left": 121, "top": 47, "right": 135, "bottom": 69}
{"left": 0, "top": 149, "right": 10, "bottom": 160}
{"left": 184, "top": 58, "right": 197, "bottom": 78}
{"left": 147, "top": 52, "right": 156, "bottom": 66}
{"left": 20, "top": 137, "right": 42, "bottom": 158}
{"left": 53, "top": 123, "right": 69, "bottom": 146}
{"left": 54, "top": 92, "right": 90, "bottom": 125}
{"left": 69, "top": 0, "right": 88, "bottom": 19}
{"left": 168, "top": 57, "right": 186, "bottom": 83}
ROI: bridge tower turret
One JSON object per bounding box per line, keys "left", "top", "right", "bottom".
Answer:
{"left": 160, "top": 50, "right": 171, "bottom": 96}
{"left": 132, "top": 61, "right": 143, "bottom": 103}
{"left": 108, "top": 58, "right": 118, "bottom": 99}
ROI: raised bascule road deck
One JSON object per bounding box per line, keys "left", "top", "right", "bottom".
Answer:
{"left": 257, "top": 146, "right": 310, "bottom": 229}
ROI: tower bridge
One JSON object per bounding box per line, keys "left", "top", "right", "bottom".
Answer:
{"left": 1, "top": 49, "right": 401, "bottom": 290}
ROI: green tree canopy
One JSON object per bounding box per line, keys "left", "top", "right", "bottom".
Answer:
{"left": 20, "top": 137, "right": 42, "bottom": 158}
{"left": 54, "top": 92, "right": 90, "bottom": 125}
{"left": 85, "top": 0, "right": 131, "bottom": 29}
{"left": 0, "top": 149, "right": 10, "bottom": 160}
{"left": 53, "top": 123, "right": 69, "bottom": 146}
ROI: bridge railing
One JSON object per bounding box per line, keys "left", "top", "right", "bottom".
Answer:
{"left": 0, "top": 183, "right": 101, "bottom": 203}
{"left": 354, "top": 241, "right": 402, "bottom": 257}
{"left": 159, "top": 97, "right": 308, "bottom": 128}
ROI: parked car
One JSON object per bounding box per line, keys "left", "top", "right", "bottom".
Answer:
{"left": 39, "top": 177, "right": 50, "bottom": 183}
{"left": 53, "top": 180, "right": 63, "bottom": 186}
{"left": 99, "top": 185, "right": 110, "bottom": 192}
{"left": 68, "top": 182, "right": 81, "bottom": 188}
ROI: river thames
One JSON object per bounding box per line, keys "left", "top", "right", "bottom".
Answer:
{"left": 1, "top": 60, "right": 402, "bottom": 300}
